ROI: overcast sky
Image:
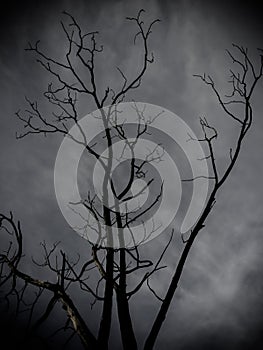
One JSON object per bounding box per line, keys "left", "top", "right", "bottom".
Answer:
{"left": 0, "top": 0, "right": 263, "bottom": 349}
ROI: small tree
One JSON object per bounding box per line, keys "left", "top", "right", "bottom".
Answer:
{"left": 0, "top": 9, "right": 262, "bottom": 350}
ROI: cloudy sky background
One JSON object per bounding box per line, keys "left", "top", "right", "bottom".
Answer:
{"left": 0, "top": 0, "right": 263, "bottom": 349}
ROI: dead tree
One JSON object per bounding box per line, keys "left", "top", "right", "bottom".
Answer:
{"left": 1, "top": 9, "right": 263, "bottom": 350}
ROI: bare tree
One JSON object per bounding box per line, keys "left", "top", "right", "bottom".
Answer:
{"left": 0, "top": 9, "right": 262, "bottom": 350}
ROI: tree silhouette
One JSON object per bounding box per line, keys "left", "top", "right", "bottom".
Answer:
{"left": 0, "top": 9, "right": 263, "bottom": 350}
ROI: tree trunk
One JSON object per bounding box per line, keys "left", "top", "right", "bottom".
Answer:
{"left": 60, "top": 292, "right": 97, "bottom": 349}
{"left": 144, "top": 194, "right": 216, "bottom": 350}
{"left": 98, "top": 246, "right": 114, "bottom": 349}
{"left": 116, "top": 249, "right": 137, "bottom": 350}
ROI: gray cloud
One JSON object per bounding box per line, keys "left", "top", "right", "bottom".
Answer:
{"left": 1, "top": 0, "right": 263, "bottom": 348}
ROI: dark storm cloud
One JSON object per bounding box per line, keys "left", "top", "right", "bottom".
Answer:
{"left": 1, "top": 0, "right": 263, "bottom": 349}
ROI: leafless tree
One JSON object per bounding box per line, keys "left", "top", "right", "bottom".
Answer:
{"left": 1, "top": 9, "right": 262, "bottom": 350}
